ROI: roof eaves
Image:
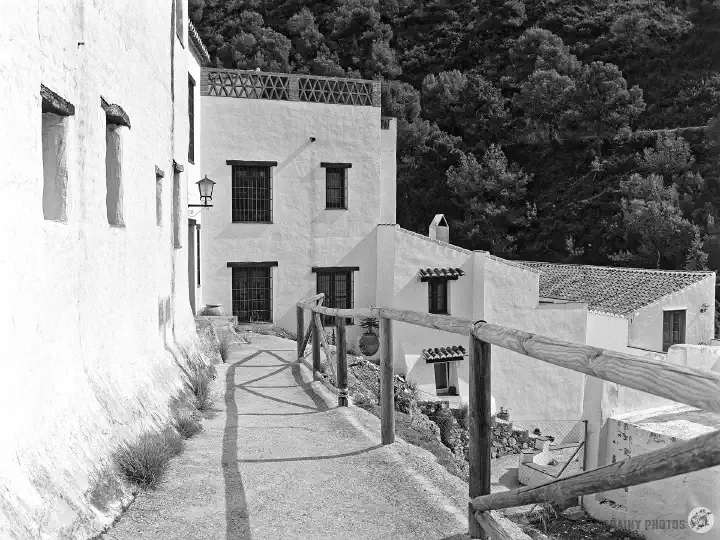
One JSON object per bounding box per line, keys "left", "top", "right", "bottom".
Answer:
{"left": 188, "top": 21, "right": 211, "bottom": 66}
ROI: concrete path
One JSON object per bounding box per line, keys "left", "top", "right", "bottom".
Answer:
{"left": 102, "top": 333, "right": 503, "bottom": 540}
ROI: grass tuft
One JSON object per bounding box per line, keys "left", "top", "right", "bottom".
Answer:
{"left": 219, "top": 336, "right": 231, "bottom": 362}
{"left": 173, "top": 410, "right": 202, "bottom": 438}
{"left": 189, "top": 366, "right": 218, "bottom": 411}
{"left": 113, "top": 428, "right": 183, "bottom": 489}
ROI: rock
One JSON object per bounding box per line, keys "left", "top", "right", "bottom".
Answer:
{"left": 561, "top": 506, "right": 586, "bottom": 521}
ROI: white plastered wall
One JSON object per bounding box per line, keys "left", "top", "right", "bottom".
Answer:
{"left": 201, "top": 94, "right": 385, "bottom": 343}
{"left": 0, "top": 1, "right": 199, "bottom": 537}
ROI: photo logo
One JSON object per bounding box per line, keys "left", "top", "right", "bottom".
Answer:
{"left": 688, "top": 507, "right": 714, "bottom": 534}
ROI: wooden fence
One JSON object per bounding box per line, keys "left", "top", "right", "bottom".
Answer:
{"left": 296, "top": 294, "right": 720, "bottom": 539}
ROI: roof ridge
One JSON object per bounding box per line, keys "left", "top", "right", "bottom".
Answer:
{"left": 396, "top": 227, "right": 473, "bottom": 254}
{"left": 521, "top": 261, "right": 715, "bottom": 276}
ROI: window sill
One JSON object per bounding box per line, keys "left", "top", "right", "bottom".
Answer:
{"left": 188, "top": 158, "right": 195, "bottom": 165}
{"left": 325, "top": 207, "right": 348, "bottom": 211}
{"left": 429, "top": 311, "right": 450, "bottom": 316}
{"left": 231, "top": 221, "right": 274, "bottom": 224}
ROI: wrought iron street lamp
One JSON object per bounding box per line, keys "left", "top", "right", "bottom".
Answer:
{"left": 188, "top": 174, "right": 216, "bottom": 217}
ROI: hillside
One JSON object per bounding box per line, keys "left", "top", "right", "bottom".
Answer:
{"left": 191, "top": 0, "right": 720, "bottom": 272}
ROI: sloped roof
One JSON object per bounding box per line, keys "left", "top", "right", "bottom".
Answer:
{"left": 522, "top": 262, "right": 714, "bottom": 316}
{"left": 423, "top": 346, "right": 467, "bottom": 363}
{"left": 418, "top": 267, "right": 465, "bottom": 281}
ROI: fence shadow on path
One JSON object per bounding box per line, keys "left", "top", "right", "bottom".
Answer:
{"left": 222, "top": 348, "right": 333, "bottom": 539}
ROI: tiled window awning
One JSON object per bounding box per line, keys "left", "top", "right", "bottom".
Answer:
{"left": 418, "top": 267, "right": 465, "bottom": 282}
{"left": 423, "top": 346, "right": 467, "bottom": 363}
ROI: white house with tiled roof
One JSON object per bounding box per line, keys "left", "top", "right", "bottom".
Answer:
{"left": 523, "top": 262, "right": 716, "bottom": 354}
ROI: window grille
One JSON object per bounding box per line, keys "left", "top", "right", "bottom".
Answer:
{"left": 428, "top": 280, "right": 448, "bottom": 314}
{"left": 232, "top": 165, "right": 272, "bottom": 223}
{"left": 232, "top": 266, "right": 273, "bottom": 322}
{"left": 316, "top": 271, "right": 354, "bottom": 325}
{"left": 326, "top": 167, "right": 347, "bottom": 209}
{"left": 188, "top": 75, "right": 195, "bottom": 164}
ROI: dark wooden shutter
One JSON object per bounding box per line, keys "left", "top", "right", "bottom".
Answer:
{"left": 663, "top": 311, "right": 672, "bottom": 352}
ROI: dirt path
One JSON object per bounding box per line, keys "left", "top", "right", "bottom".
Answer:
{"left": 102, "top": 333, "right": 531, "bottom": 540}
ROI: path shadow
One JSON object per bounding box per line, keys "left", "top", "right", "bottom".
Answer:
{"left": 239, "top": 444, "right": 383, "bottom": 464}
{"left": 223, "top": 352, "right": 258, "bottom": 540}
{"left": 222, "top": 348, "right": 330, "bottom": 539}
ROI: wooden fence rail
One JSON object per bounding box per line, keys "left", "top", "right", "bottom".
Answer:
{"left": 295, "top": 295, "right": 720, "bottom": 540}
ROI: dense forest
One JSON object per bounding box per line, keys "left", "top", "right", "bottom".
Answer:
{"left": 191, "top": 0, "right": 720, "bottom": 274}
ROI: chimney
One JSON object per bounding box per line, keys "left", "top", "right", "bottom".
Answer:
{"left": 429, "top": 214, "right": 449, "bottom": 243}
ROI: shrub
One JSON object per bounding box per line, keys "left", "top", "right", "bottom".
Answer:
{"left": 113, "top": 428, "right": 183, "bottom": 488}
{"left": 188, "top": 366, "right": 218, "bottom": 411}
{"left": 173, "top": 410, "right": 202, "bottom": 438}
{"left": 219, "top": 336, "right": 231, "bottom": 362}
{"left": 394, "top": 378, "right": 419, "bottom": 414}
{"left": 198, "top": 324, "right": 222, "bottom": 363}
{"left": 452, "top": 403, "right": 469, "bottom": 430}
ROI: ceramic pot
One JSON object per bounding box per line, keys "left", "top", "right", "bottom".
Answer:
{"left": 201, "top": 304, "right": 225, "bottom": 316}
{"left": 359, "top": 333, "right": 380, "bottom": 356}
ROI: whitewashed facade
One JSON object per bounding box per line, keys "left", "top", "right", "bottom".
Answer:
{"left": 0, "top": 1, "right": 206, "bottom": 537}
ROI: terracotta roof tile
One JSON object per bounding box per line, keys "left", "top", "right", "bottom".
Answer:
{"left": 423, "top": 345, "right": 467, "bottom": 363}
{"left": 522, "top": 262, "right": 714, "bottom": 316}
{"left": 418, "top": 267, "right": 465, "bottom": 281}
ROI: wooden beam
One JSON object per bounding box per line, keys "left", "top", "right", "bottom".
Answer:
{"left": 227, "top": 261, "right": 279, "bottom": 268}
{"left": 296, "top": 307, "right": 305, "bottom": 360}
{"left": 307, "top": 305, "right": 373, "bottom": 319}
{"left": 319, "top": 162, "right": 352, "bottom": 169}
{"left": 471, "top": 429, "right": 720, "bottom": 512}
{"left": 297, "top": 293, "right": 325, "bottom": 308}
{"left": 311, "top": 266, "right": 360, "bottom": 272}
{"left": 336, "top": 316, "right": 348, "bottom": 406}
{"left": 380, "top": 317, "right": 395, "bottom": 445}
{"left": 471, "top": 322, "right": 720, "bottom": 414}
{"left": 468, "top": 336, "right": 492, "bottom": 539}
{"left": 312, "top": 316, "right": 321, "bottom": 380}
{"left": 298, "top": 319, "right": 312, "bottom": 359}
{"left": 226, "top": 160, "right": 278, "bottom": 167}
{"left": 313, "top": 312, "right": 334, "bottom": 375}
{"left": 473, "top": 511, "right": 534, "bottom": 540}
{"left": 294, "top": 296, "right": 720, "bottom": 412}
{"left": 378, "top": 307, "right": 471, "bottom": 337}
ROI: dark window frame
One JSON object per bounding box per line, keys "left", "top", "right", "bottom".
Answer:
{"left": 325, "top": 167, "right": 348, "bottom": 209}
{"left": 315, "top": 269, "right": 355, "bottom": 325}
{"left": 188, "top": 74, "right": 195, "bottom": 164}
{"left": 231, "top": 264, "right": 274, "bottom": 323}
{"left": 428, "top": 280, "right": 449, "bottom": 315}
{"left": 231, "top": 164, "right": 273, "bottom": 223}
{"left": 196, "top": 226, "right": 201, "bottom": 287}
{"left": 662, "top": 309, "right": 686, "bottom": 352}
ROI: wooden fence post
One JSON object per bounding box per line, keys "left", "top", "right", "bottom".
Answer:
{"left": 468, "top": 336, "right": 492, "bottom": 539}
{"left": 312, "top": 316, "right": 321, "bottom": 380}
{"left": 380, "top": 317, "right": 395, "bottom": 445}
{"left": 296, "top": 306, "right": 304, "bottom": 360}
{"left": 336, "top": 316, "right": 348, "bottom": 406}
